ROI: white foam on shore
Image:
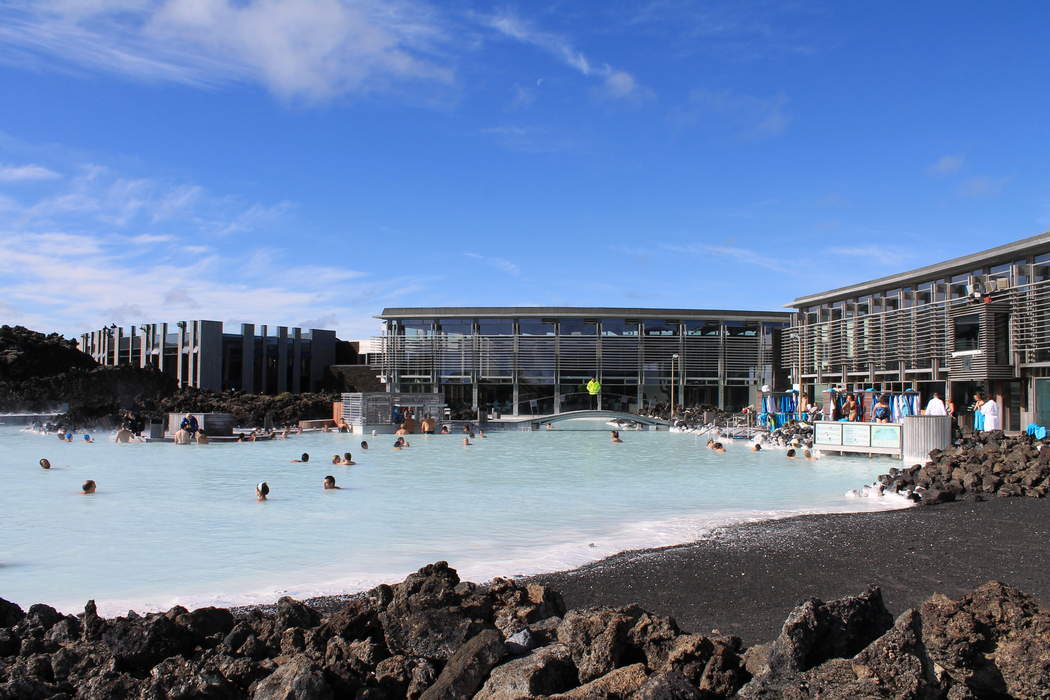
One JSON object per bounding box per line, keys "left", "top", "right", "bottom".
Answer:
{"left": 81, "top": 499, "right": 914, "bottom": 618}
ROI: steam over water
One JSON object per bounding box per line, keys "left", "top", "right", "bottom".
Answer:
{"left": 0, "top": 424, "right": 910, "bottom": 615}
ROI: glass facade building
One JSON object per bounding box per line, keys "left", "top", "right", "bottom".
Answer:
{"left": 375, "top": 307, "right": 791, "bottom": 416}
{"left": 783, "top": 231, "right": 1050, "bottom": 431}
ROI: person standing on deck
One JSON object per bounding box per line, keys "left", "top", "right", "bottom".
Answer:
{"left": 587, "top": 376, "right": 601, "bottom": 410}
{"left": 925, "top": 392, "right": 947, "bottom": 416}
{"left": 977, "top": 392, "right": 1001, "bottom": 431}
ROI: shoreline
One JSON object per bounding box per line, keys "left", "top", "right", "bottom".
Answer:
{"left": 227, "top": 497, "right": 1050, "bottom": 648}
{"left": 524, "top": 496, "right": 1050, "bottom": 644}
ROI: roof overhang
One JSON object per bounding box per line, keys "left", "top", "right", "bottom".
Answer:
{"left": 376, "top": 306, "right": 791, "bottom": 321}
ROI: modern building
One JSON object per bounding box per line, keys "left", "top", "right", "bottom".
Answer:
{"left": 783, "top": 231, "right": 1050, "bottom": 431}
{"left": 79, "top": 321, "right": 337, "bottom": 393}
{"left": 374, "top": 307, "right": 792, "bottom": 415}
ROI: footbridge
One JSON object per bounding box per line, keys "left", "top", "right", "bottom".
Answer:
{"left": 491, "top": 409, "right": 671, "bottom": 430}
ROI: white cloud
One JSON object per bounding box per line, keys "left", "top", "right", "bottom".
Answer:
{"left": 0, "top": 0, "right": 454, "bottom": 101}
{"left": 0, "top": 154, "right": 431, "bottom": 339}
{"left": 465, "top": 252, "right": 520, "bottom": 276}
{"left": 677, "top": 89, "right": 790, "bottom": 138}
{"left": 960, "top": 176, "right": 1006, "bottom": 198}
{"left": 928, "top": 155, "right": 964, "bottom": 175}
{"left": 0, "top": 163, "right": 61, "bottom": 181}
{"left": 484, "top": 10, "right": 642, "bottom": 99}
{"left": 662, "top": 243, "right": 791, "bottom": 272}
{"left": 827, "top": 245, "right": 911, "bottom": 266}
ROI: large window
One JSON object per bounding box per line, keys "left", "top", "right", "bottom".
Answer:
{"left": 954, "top": 314, "right": 980, "bottom": 352}
{"left": 518, "top": 319, "right": 555, "bottom": 336}
{"left": 601, "top": 319, "right": 639, "bottom": 336}
{"left": 725, "top": 322, "right": 758, "bottom": 337}
{"left": 560, "top": 319, "right": 597, "bottom": 335}
{"left": 684, "top": 321, "right": 721, "bottom": 336}
{"left": 643, "top": 320, "right": 679, "bottom": 336}
{"left": 477, "top": 319, "right": 513, "bottom": 335}
{"left": 436, "top": 319, "right": 471, "bottom": 336}
{"left": 398, "top": 320, "right": 432, "bottom": 336}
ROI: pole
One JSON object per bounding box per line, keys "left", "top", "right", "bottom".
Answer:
{"left": 671, "top": 354, "right": 679, "bottom": 418}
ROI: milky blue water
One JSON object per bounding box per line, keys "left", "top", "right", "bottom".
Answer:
{"left": 0, "top": 423, "right": 909, "bottom": 615}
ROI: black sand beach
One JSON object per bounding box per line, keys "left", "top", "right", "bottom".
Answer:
{"left": 526, "top": 498, "right": 1050, "bottom": 645}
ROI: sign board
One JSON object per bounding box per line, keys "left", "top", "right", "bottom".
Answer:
{"left": 842, "top": 423, "right": 871, "bottom": 447}
{"left": 815, "top": 423, "right": 842, "bottom": 444}
{"left": 871, "top": 425, "right": 902, "bottom": 448}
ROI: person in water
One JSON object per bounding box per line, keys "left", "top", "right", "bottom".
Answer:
{"left": 82, "top": 480, "right": 96, "bottom": 494}
{"left": 39, "top": 458, "right": 51, "bottom": 469}
{"left": 705, "top": 439, "right": 715, "bottom": 450}
{"left": 611, "top": 430, "right": 623, "bottom": 443}
{"left": 463, "top": 436, "right": 471, "bottom": 446}
{"left": 803, "top": 449, "right": 816, "bottom": 460}
{"left": 291, "top": 453, "right": 310, "bottom": 463}
{"left": 323, "top": 475, "right": 341, "bottom": 490}
{"left": 786, "top": 449, "right": 797, "bottom": 459}
{"left": 82, "top": 434, "right": 94, "bottom": 443}
{"left": 439, "top": 425, "right": 450, "bottom": 434}
{"left": 712, "top": 442, "right": 726, "bottom": 454}
{"left": 478, "top": 429, "right": 487, "bottom": 438}
{"left": 331, "top": 454, "right": 342, "bottom": 464}
{"left": 342, "top": 452, "right": 356, "bottom": 465}
{"left": 751, "top": 443, "right": 762, "bottom": 452}
{"left": 360, "top": 440, "right": 369, "bottom": 450}
{"left": 195, "top": 430, "right": 209, "bottom": 444}
{"left": 256, "top": 482, "right": 269, "bottom": 501}
{"left": 393, "top": 437, "right": 405, "bottom": 450}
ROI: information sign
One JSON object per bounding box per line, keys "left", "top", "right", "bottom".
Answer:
{"left": 842, "top": 424, "right": 871, "bottom": 446}
{"left": 815, "top": 423, "right": 842, "bottom": 445}
{"left": 871, "top": 425, "right": 902, "bottom": 448}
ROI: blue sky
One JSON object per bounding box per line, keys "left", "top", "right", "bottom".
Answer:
{"left": 1, "top": 1, "right": 1048, "bottom": 339}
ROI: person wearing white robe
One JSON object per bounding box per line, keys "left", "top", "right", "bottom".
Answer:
{"left": 925, "top": 393, "right": 947, "bottom": 416}
{"left": 978, "top": 393, "right": 1001, "bottom": 431}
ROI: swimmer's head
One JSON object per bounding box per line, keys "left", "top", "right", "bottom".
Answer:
{"left": 82, "top": 479, "right": 96, "bottom": 494}
{"left": 786, "top": 449, "right": 796, "bottom": 457}
{"left": 332, "top": 454, "right": 341, "bottom": 464}
{"left": 343, "top": 452, "right": 352, "bottom": 462}
{"left": 256, "top": 481, "right": 269, "bottom": 498}
{"left": 300, "top": 453, "right": 309, "bottom": 462}
{"left": 82, "top": 434, "right": 91, "bottom": 441}
{"left": 39, "top": 458, "right": 51, "bottom": 469}
{"left": 751, "top": 444, "right": 762, "bottom": 452}
{"left": 323, "top": 475, "right": 337, "bottom": 489}
{"left": 803, "top": 449, "right": 812, "bottom": 458}
{"left": 360, "top": 441, "right": 368, "bottom": 449}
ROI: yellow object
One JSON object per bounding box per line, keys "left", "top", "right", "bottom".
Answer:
{"left": 586, "top": 379, "right": 601, "bottom": 396}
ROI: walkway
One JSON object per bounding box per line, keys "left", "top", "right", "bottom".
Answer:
{"left": 491, "top": 409, "right": 671, "bottom": 428}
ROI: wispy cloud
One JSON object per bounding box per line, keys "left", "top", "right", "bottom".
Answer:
{"left": 0, "top": 0, "right": 454, "bottom": 101}
{"left": 675, "top": 89, "right": 790, "bottom": 138}
{"left": 927, "top": 154, "right": 964, "bottom": 175}
{"left": 960, "top": 176, "right": 1006, "bottom": 198}
{"left": 827, "top": 245, "right": 911, "bottom": 266}
{"left": 0, "top": 152, "right": 428, "bottom": 338}
{"left": 662, "top": 243, "right": 791, "bottom": 272}
{"left": 465, "top": 252, "right": 520, "bottom": 276}
{"left": 0, "top": 163, "right": 61, "bottom": 181}
{"left": 480, "top": 124, "right": 577, "bottom": 154}
{"left": 483, "top": 10, "right": 642, "bottom": 99}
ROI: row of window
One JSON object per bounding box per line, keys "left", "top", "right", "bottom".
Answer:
{"left": 799, "top": 253, "right": 1050, "bottom": 324}
{"left": 393, "top": 319, "right": 787, "bottom": 337}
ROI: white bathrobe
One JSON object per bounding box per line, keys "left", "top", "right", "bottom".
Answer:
{"left": 980, "top": 399, "right": 1001, "bottom": 431}
{"left": 925, "top": 397, "right": 946, "bottom": 416}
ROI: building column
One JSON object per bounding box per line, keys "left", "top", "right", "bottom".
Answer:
{"left": 157, "top": 324, "right": 167, "bottom": 373}
{"left": 717, "top": 322, "right": 726, "bottom": 409}
{"left": 241, "top": 324, "right": 255, "bottom": 393}
{"left": 292, "top": 328, "right": 302, "bottom": 393}
{"left": 277, "top": 326, "right": 288, "bottom": 393}
{"left": 176, "top": 323, "right": 186, "bottom": 386}
{"left": 260, "top": 325, "right": 269, "bottom": 394}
